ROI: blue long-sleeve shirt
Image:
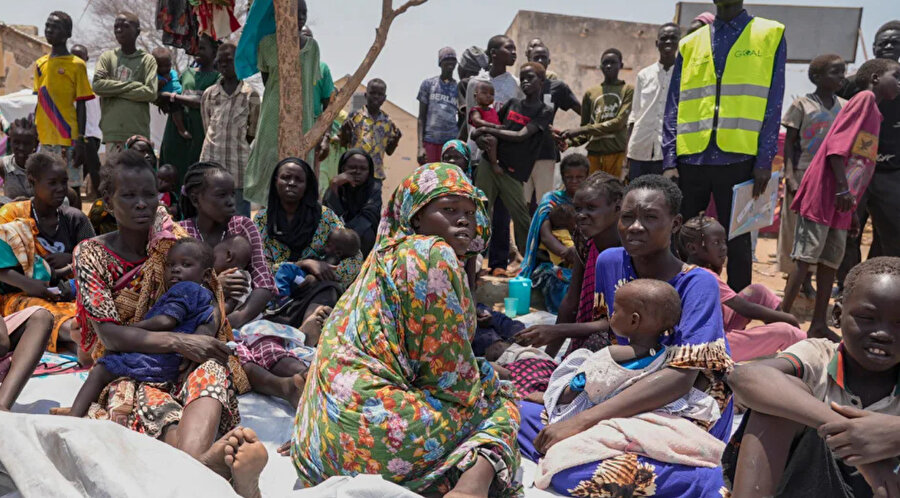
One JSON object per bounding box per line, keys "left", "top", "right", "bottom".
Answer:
{"left": 662, "top": 10, "right": 786, "bottom": 171}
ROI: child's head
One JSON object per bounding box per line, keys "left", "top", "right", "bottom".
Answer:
{"left": 113, "top": 12, "right": 141, "bottom": 49}
{"left": 486, "top": 35, "right": 516, "bottom": 68}
{"left": 166, "top": 238, "right": 214, "bottom": 286}
{"left": 560, "top": 153, "right": 590, "bottom": 197}
{"left": 656, "top": 23, "right": 681, "bottom": 62}
{"left": 856, "top": 58, "right": 900, "bottom": 103}
{"left": 573, "top": 171, "right": 624, "bottom": 239}
{"left": 365, "top": 79, "right": 387, "bottom": 112}
{"left": 808, "top": 54, "right": 846, "bottom": 94}
{"left": 474, "top": 80, "right": 495, "bottom": 107}
{"left": 99, "top": 150, "right": 159, "bottom": 232}
{"left": 525, "top": 38, "right": 545, "bottom": 61}
{"left": 601, "top": 48, "right": 624, "bottom": 82}
{"left": 610, "top": 279, "right": 682, "bottom": 345}
{"left": 213, "top": 234, "right": 252, "bottom": 275}
{"left": 215, "top": 42, "right": 237, "bottom": 80}
{"left": 548, "top": 203, "right": 576, "bottom": 233}
{"left": 44, "top": 11, "right": 73, "bottom": 47}
{"left": 519, "top": 62, "right": 546, "bottom": 97}
{"left": 873, "top": 21, "right": 900, "bottom": 61}
{"left": 157, "top": 164, "right": 176, "bottom": 193}
{"left": 677, "top": 214, "right": 727, "bottom": 274}
{"left": 529, "top": 45, "right": 551, "bottom": 70}
{"left": 837, "top": 257, "right": 900, "bottom": 373}
{"left": 181, "top": 161, "right": 236, "bottom": 223}
{"left": 324, "top": 228, "right": 361, "bottom": 265}
{"left": 71, "top": 44, "right": 89, "bottom": 63}
{"left": 26, "top": 152, "right": 69, "bottom": 209}
{"left": 152, "top": 47, "right": 173, "bottom": 76}
{"left": 7, "top": 117, "right": 38, "bottom": 166}
{"left": 125, "top": 134, "right": 157, "bottom": 167}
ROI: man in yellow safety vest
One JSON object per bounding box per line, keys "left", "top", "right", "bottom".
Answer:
{"left": 662, "top": 0, "right": 785, "bottom": 292}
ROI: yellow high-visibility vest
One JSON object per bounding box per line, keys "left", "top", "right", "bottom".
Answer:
{"left": 676, "top": 17, "right": 784, "bottom": 156}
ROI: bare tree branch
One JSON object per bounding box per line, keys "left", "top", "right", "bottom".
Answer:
{"left": 296, "top": 0, "right": 429, "bottom": 157}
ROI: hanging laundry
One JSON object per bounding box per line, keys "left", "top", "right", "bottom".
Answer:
{"left": 156, "top": 0, "right": 200, "bottom": 55}
{"left": 192, "top": 0, "right": 242, "bottom": 40}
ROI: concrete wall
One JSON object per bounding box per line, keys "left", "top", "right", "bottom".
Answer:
{"left": 506, "top": 10, "right": 663, "bottom": 131}
{"left": 0, "top": 23, "right": 50, "bottom": 96}
{"left": 334, "top": 77, "right": 420, "bottom": 205}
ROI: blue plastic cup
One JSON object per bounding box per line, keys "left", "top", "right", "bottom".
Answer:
{"left": 504, "top": 297, "right": 519, "bottom": 318}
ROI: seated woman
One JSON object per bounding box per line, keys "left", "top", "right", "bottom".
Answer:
{"left": 518, "top": 153, "right": 589, "bottom": 313}
{"left": 0, "top": 307, "right": 53, "bottom": 411}
{"left": 178, "top": 161, "right": 276, "bottom": 329}
{"left": 0, "top": 151, "right": 95, "bottom": 359}
{"left": 292, "top": 163, "right": 521, "bottom": 497}
{"left": 499, "top": 172, "right": 624, "bottom": 397}
{"left": 88, "top": 135, "right": 157, "bottom": 235}
{"left": 724, "top": 256, "right": 900, "bottom": 498}
{"left": 517, "top": 175, "right": 734, "bottom": 497}
{"left": 254, "top": 157, "right": 363, "bottom": 320}
{"left": 71, "top": 150, "right": 244, "bottom": 478}
{"left": 678, "top": 215, "right": 805, "bottom": 362}
{"left": 322, "top": 149, "right": 382, "bottom": 257}
{"left": 441, "top": 139, "right": 474, "bottom": 179}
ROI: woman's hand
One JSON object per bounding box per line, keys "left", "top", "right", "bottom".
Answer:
{"left": 277, "top": 440, "right": 291, "bottom": 457}
{"left": 175, "top": 334, "right": 231, "bottom": 365}
{"left": 330, "top": 172, "right": 353, "bottom": 190}
{"left": 22, "top": 279, "right": 59, "bottom": 301}
{"left": 300, "top": 259, "right": 338, "bottom": 282}
{"left": 534, "top": 415, "right": 589, "bottom": 455}
{"left": 217, "top": 269, "right": 251, "bottom": 300}
{"left": 514, "top": 325, "right": 558, "bottom": 348}
{"left": 819, "top": 403, "right": 900, "bottom": 465}
{"left": 560, "top": 246, "right": 580, "bottom": 267}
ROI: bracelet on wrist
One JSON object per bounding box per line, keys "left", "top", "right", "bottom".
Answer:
{"left": 835, "top": 189, "right": 850, "bottom": 196}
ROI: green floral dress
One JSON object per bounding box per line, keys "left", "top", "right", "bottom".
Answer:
{"left": 291, "top": 163, "right": 521, "bottom": 496}
{"left": 253, "top": 205, "right": 361, "bottom": 288}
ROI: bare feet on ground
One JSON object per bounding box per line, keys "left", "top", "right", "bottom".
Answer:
{"left": 224, "top": 427, "right": 268, "bottom": 498}
{"left": 300, "top": 305, "right": 332, "bottom": 347}
{"left": 198, "top": 426, "right": 247, "bottom": 478}
{"left": 286, "top": 372, "right": 306, "bottom": 409}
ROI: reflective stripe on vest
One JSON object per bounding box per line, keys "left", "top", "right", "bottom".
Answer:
{"left": 676, "top": 17, "right": 784, "bottom": 156}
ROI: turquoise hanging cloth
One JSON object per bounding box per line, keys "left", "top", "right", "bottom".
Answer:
{"left": 235, "top": 0, "right": 276, "bottom": 79}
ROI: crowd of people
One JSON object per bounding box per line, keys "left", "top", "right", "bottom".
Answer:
{"left": 1, "top": 0, "right": 900, "bottom": 497}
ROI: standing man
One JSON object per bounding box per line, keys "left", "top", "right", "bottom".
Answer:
{"left": 92, "top": 12, "right": 158, "bottom": 155}
{"left": 34, "top": 12, "right": 94, "bottom": 193}
{"left": 417, "top": 47, "right": 459, "bottom": 164}
{"left": 839, "top": 20, "right": 900, "bottom": 282}
{"left": 626, "top": 23, "right": 681, "bottom": 180}
{"left": 526, "top": 38, "right": 558, "bottom": 80}
{"left": 70, "top": 44, "right": 102, "bottom": 198}
{"left": 662, "top": 0, "right": 786, "bottom": 292}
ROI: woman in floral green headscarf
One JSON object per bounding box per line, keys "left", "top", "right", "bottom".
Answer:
{"left": 291, "top": 163, "right": 521, "bottom": 497}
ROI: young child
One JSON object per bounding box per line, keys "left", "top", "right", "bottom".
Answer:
{"left": 67, "top": 238, "right": 219, "bottom": 418}
{"left": 152, "top": 47, "right": 191, "bottom": 140}
{"left": 273, "top": 228, "right": 360, "bottom": 298}
{"left": 779, "top": 54, "right": 847, "bottom": 281}
{"left": 213, "top": 233, "right": 253, "bottom": 315}
{"left": 544, "top": 278, "right": 723, "bottom": 425}
{"left": 339, "top": 78, "right": 401, "bottom": 181}
{"left": 783, "top": 58, "right": 900, "bottom": 341}
{"left": 541, "top": 203, "right": 576, "bottom": 267}
{"left": 157, "top": 163, "right": 179, "bottom": 218}
{"left": 725, "top": 256, "right": 900, "bottom": 497}
{"left": 468, "top": 80, "right": 502, "bottom": 173}
{"left": 563, "top": 48, "right": 634, "bottom": 178}
{"left": 1, "top": 117, "right": 39, "bottom": 201}
{"left": 679, "top": 214, "right": 804, "bottom": 362}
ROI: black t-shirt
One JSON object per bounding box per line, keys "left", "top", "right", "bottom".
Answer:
{"left": 496, "top": 98, "right": 554, "bottom": 182}
{"left": 838, "top": 75, "right": 900, "bottom": 171}
{"left": 537, "top": 79, "right": 581, "bottom": 160}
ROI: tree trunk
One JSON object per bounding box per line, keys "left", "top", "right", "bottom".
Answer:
{"left": 274, "top": 0, "right": 303, "bottom": 159}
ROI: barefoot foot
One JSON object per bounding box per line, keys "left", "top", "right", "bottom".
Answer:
{"left": 198, "top": 427, "right": 246, "bottom": 478}
{"left": 300, "top": 305, "right": 332, "bottom": 347}
{"left": 287, "top": 372, "right": 306, "bottom": 409}
{"left": 224, "top": 428, "right": 268, "bottom": 498}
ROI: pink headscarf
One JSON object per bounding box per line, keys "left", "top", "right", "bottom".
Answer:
{"left": 693, "top": 12, "right": 716, "bottom": 25}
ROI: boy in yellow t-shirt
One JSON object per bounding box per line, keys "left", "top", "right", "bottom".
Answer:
{"left": 33, "top": 11, "right": 94, "bottom": 192}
